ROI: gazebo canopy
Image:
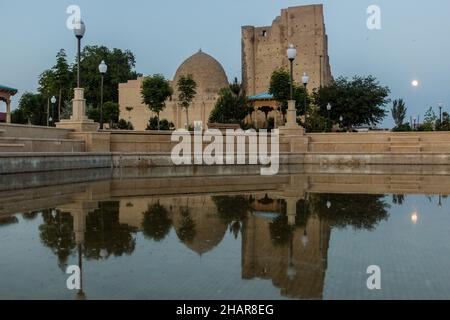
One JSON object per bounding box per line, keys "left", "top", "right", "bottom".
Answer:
{"left": 248, "top": 92, "right": 274, "bottom": 101}
{"left": 0, "top": 84, "right": 18, "bottom": 123}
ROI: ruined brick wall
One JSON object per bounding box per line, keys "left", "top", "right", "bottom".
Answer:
{"left": 242, "top": 4, "right": 332, "bottom": 96}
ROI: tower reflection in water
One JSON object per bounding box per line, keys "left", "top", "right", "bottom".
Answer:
{"left": 36, "top": 190, "right": 388, "bottom": 300}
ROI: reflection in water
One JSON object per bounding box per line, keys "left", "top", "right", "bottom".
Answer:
{"left": 32, "top": 191, "right": 390, "bottom": 299}
{"left": 1, "top": 168, "right": 450, "bottom": 299}
{"left": 142, "top": 202, "right": 172, "bottom": 242}
{"left": 39, "top": 210, "right": 76, "bottom": 270}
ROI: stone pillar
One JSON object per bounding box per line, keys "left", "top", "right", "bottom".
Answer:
{"left": 285, "top": 100, "right": 298, "bottom": 128}
{"left": 56, "top": 88, "right": 99, "bottom": 132}
{"left": 6, "top": 98, "right": 11, "bottom": 123}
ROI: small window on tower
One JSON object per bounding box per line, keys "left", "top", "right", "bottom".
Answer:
{"left": 262, "top": 30, "right": 267, "bottom": 37}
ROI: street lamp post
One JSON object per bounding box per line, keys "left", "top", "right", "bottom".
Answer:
{"left": 284, "top": 44, "right": 300, "bottom": 129}
{"left": 287, "top": 44, "right": 297, "bottom": 100}
{"left": 98, "top": 60, "right": 108, "bottom": 130}
{"left": 438, "top": 102, "right": 444, "bottom": 123}
{"left": 74, "top": 21, "right": 86, "bottom": 88}
{"left": 302, "top": 72, "right": 309, "bottom": 129}
{"left": 51, "top": 96, "right": 56, "bottom": 126}
{"left": 339, "top": 115, "right": 344, "bottom": 131}
{"left": 327, "top": 103, "right": 332, "bottom": 132}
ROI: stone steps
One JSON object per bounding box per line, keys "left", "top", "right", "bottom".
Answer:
{"left": 390, "top": 136, "right": 420, "bottom": 143}
{"left": 0, "top": 143, "right": 26, "bottom": 152}
{"left": 0, "top": 137, "right": 85, "bottom": 153}
{"left": 389, "top": 145, "right": 422, "bottom": 153}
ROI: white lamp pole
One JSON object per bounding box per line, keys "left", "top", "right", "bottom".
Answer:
{"left": 98, "top": 60, "right": 108, "bottom": 130}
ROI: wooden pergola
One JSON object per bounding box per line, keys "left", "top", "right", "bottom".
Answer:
{"left": 0, "top": 85, "right": 18, "bottom": 123}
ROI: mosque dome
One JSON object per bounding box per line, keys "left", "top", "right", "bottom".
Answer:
{"left": 173, "top": 50, "right": 228, "bottom": 98}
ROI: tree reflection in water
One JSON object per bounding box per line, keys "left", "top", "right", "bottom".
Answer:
{"left": 142, "top": 202, "right": 172, "bottom": 242}
{"left": 84, "top": 202, "right": 138, "bottom": 260}
{"left": 311, "top": 194, "right": 390, "bottom": 231}
{"left": 212, "top": 195, "right": 252, "bottom": 239}
{"left": 176, "top": 208, "right": 196, "bottom": 244}
{"left": 39, "top": 209, "right": 76, "bottom": 270}
{"left": 39, "top": 202, "right": 138, "bottom": 269}
{"left": 22, "top": 211, "right": 39, "bottom": 221}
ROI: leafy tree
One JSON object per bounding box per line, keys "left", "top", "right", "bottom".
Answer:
{"left": 209, "top": 80, "right": 248, "bottom": 125}
{"left": 177, "top": 74, "right": 197, "bottom": 129}
{"left": 52, "top": 49, "right": 72, "bottom": 119}
{"left": 269, "top": 68, "right": 310, "bottom": 124}
{"left": 103, "top": 101, "right": 120, "bottom": 127}
{"left": 146, "top": 116, "right": 174, "bottom": 131}
{"left": 314, "top": 76, "right": 390, "bottom": 130}
{"left": 38, "top": 69, "right": 58, "bottom": 124}
{"left": 393, "top": 123, "right": 412, "bottom": 132}
{"left": 269, "top": 68, "right": 290, "bottom": 119}
{"left": 437, "top": 112, "right": 450, "bottom": 131}
{"left": 116, "top": 119, "right": 134, "bottom": 130}
{"left": 424, "top": 107, "right": 437, "bottom": 127}
{"left": 141, "top": 74, "right": 173, "bottom": 130}
{"left": 14, "top": 92, "right": 47, "bottom": 125}
{"left": 76, "top": 46, "right": 140, "bottom": 110}
{"left": 391, "top": 99, "right": 407, "bottom": 127}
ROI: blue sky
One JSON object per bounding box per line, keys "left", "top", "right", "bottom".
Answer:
{"left": 1, "top": 0, "right": 449, "bottom": 127}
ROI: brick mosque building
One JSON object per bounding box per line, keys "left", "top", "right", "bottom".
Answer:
{"left": 119, "top": 4, "right": 332, "bottom": 130}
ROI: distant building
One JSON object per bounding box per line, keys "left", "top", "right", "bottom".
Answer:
{"left": 118, "top": 4, "right": 333, "bottom": 131}
{"left": 242, "top": 4, "right": 332, "bottom": 96}
{"left": 119, "top": 50, "right": 228, "bottom": 131}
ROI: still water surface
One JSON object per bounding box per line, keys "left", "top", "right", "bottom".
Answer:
{"left": 1, "top": 167, "right": 450, "bottom": 300}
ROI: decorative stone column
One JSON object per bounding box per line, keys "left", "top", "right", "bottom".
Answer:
{"left": 279, "top": 100, "right": 304, "bottom": 134}
{"left": 56, "top": 88, "right": 99, "bottom": 132}
{"left": 6, "top": 98, "right": 11, "bottom": 123}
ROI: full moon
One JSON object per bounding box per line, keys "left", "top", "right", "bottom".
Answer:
{"left": 411, "top": 80, "right": 419, "bottom": 87}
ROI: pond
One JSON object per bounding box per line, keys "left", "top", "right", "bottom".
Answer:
{"left": 1, "top": 166, "right": 450, "bottom": 300}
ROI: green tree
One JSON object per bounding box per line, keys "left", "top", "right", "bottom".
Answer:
{"left": 437, "top": 112, "right": 450, "bottom": 131}
{"left": 38, "top": 69, "right": 58, "bottom": 124}
{"left": 209, "top": 80, "right": 248, "bottom": 125}
{"left": 424, "top": 107, "right": 437, "bottom": 125}
{"left": 103, "top": 101, "right": 120, "bottom": 127}
{"left": 269, "top": 68, "right": 290, "bottom": 120}
{"left": 177, "top": 74, "right": 197, "bottom": 129}
{"left": 391, "top": 99, "right": 407, "bottom": 128}
{"left": 116, "top": 119, "right": 134, "bottom": 130}
{"left": 52, "top": 49, "right": 72, "bottom": 119}
{"left": 314, "top": 76, "right": 390, "bottom": 130}
{"left": 146, "top": 116, "right": 174, "bottom": 131}
{"left": 14, "top": 92, "right": 47, "bottom": 125}
{"left": 141, "top": 74, "right": 173, "bottom": 130}
{"left": 76, "top": 46, "right": 140, "bottom": 111}
{"left": 269, "top": 68, "right": 310, "bottom": 125}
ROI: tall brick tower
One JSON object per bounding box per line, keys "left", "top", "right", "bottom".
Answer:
{"left": 242, "top": 4, "right": 332, "bottom": 96}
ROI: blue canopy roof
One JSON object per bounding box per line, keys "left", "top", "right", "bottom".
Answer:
{"left": 0, "top": 85, "right": 18, "bottom": 94}
{"left": 248, "top": 92, "right": 274, "bottom": 101}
